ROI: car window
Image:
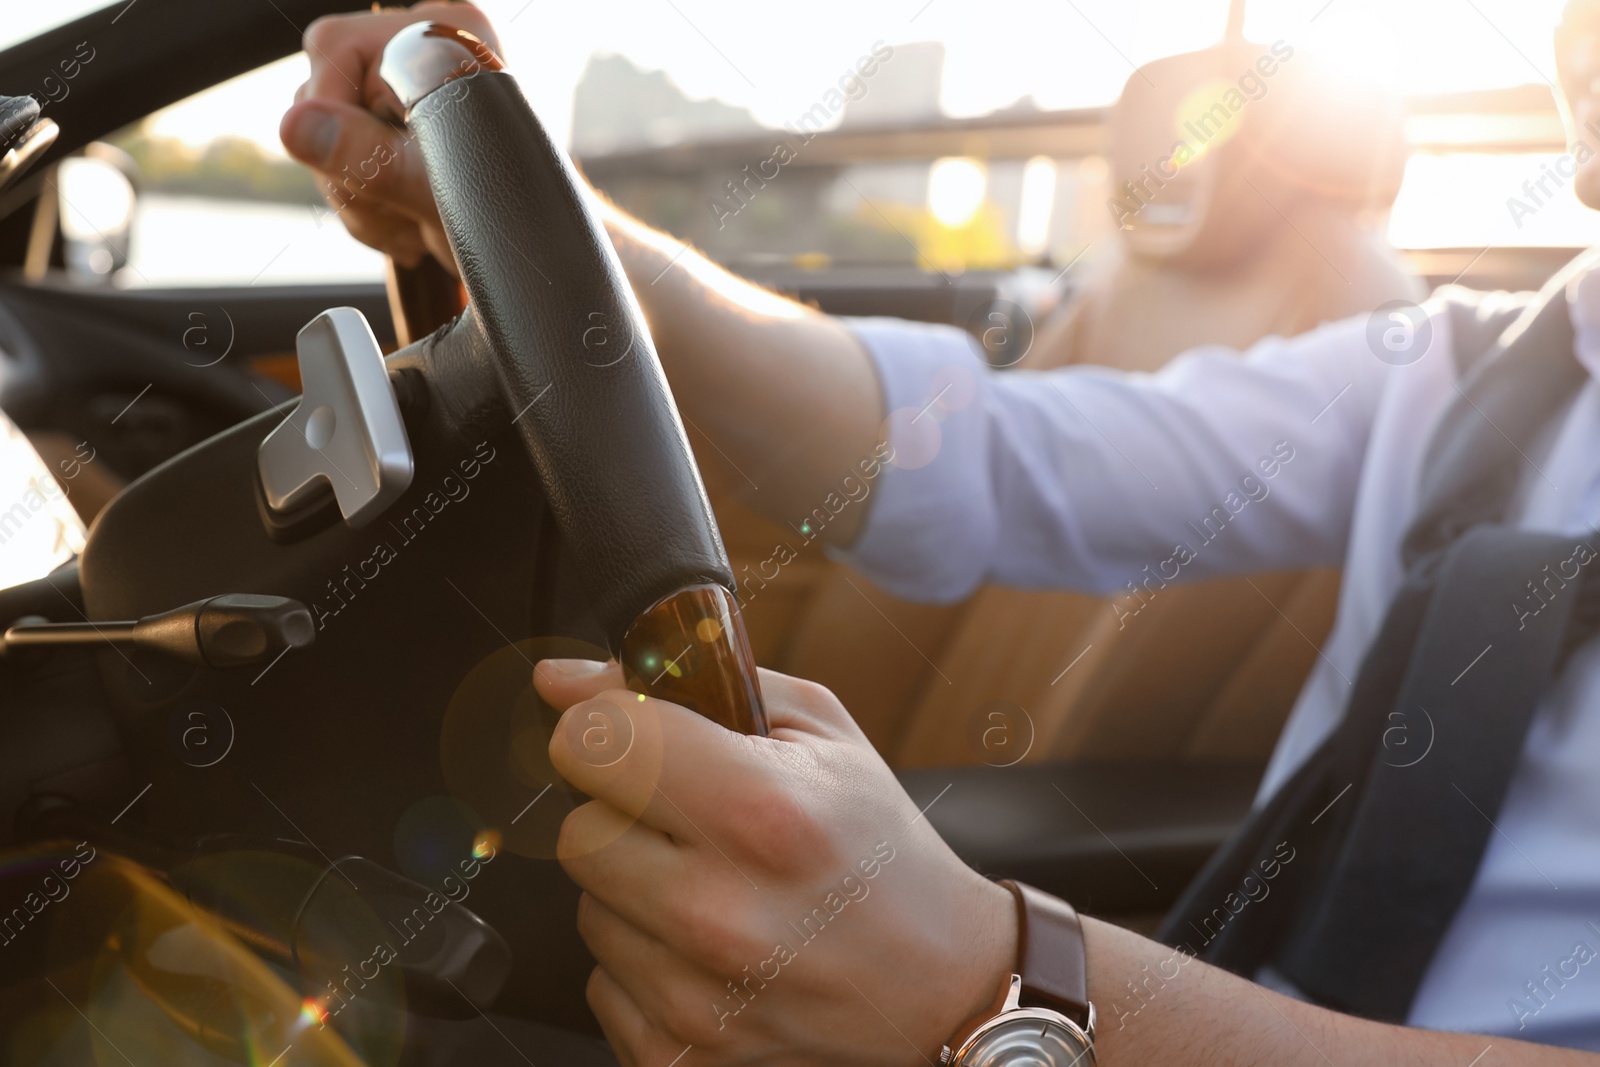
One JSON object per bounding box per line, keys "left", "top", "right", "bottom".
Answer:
{"left": 97, "top": 56, "right": 385, "bottom": 289}
{"left": 0, "top": 1, "right": 114, "bottom": 54}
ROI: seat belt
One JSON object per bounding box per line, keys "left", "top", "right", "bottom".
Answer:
{"left": 1157, "top": 249, "right": 1600, "bottom": 1022}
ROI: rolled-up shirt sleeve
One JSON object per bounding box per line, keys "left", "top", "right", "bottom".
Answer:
{"left": 837, "top": 310, "right": 1417, "bottom": 603}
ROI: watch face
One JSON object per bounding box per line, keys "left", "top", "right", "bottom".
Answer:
{"left": 956, "top": 1009, "right": 1095, "bottom": 1067}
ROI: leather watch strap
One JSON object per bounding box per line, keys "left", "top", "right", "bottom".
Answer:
{"left": 1001, "top": 879, "right": 1091, "bottom": 1029}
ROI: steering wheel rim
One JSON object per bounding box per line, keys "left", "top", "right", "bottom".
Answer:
{"left": 378, "top": 23, "right": 767, "bottom": 735}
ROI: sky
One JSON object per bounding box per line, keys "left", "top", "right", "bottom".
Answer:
{"left": 8, "top": 0, "right": 1574, "bottom": 159}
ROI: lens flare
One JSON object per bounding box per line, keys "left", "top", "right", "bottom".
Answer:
{"left": 928, "top": 157, "right": 987, "bottom": 227}
{"left": 439, "top": 636, "right": 605, "bottom": 862}
{"left": 471, "top": 830, "right": 501, "bottom": 860}
{"left": 1172, "top": 78, "right": 1242, "bottom": 161}
{"left": 300, "top": 997, "right": 328, "bottom": 1028}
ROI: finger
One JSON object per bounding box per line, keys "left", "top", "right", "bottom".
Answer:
{"left": 300, "top": 3, "right": 500, "bottom": 113}
{"left": 305, "top": 172, "right": 428, "bottom": 266}
{"left": 560, "top": 800, "right": 743, "bottom": 953}
{"left": 280, "top": 99, "right": 433, "bottom": 223}
{"left": 751, "top": 666, "right": 865, "bottom": 743}
{"left": 338, "top": 201, "right": 429, "bottom": 267}
{"left": 558, "top": 796, "right": 679, "bottom": 871}
{"left": 536, "top": 661, "right": 860, "bottom": 742}
{"left": 590, "top": 966, "right": 713, "bottom": 1067}
{"left": 531, "top": 660, "right": 853, "bottom": 737}
{"left": 324, "top": 184, "right": 452, "bottom": 273}
{"left": 577, "top": 892, "right": 731, "bottom": 1034}
{"left": 587, "top": 966, "right": 651, "bottom": 1067}
{"left": 549, "top": 689, "right": 777, "bottom": 840}
{"left": 534, "top": 657, "right": 625, "bottom": 711}
{"left": 301, "top": 11, "right": 384, "bottom": 107}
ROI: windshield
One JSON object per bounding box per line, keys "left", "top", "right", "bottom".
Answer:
{"left": 485, "top": 0, "right": 1567, "bottom": 150}
{"left": 0, "top": 2, "right": 115, "bottom": 54}
{"left": 491, "top": 0, "right": 1591, "bottom": 266}
{"left": 37, "top": 0, "right": 1594, "bottom": 284}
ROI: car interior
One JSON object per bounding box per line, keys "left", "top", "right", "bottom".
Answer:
{"left": 0, "top": 0, "right": 1587, "bottom": 1062}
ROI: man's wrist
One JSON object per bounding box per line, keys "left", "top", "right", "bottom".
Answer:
{"left": 929, "top": 874, "right": 1019, "bottom": 1056}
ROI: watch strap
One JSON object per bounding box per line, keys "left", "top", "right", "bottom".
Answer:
{"left": 1000, "top": 879, "right": 1091, "bottom": 1029}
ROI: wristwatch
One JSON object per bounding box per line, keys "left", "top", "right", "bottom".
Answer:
{"left": 940, "top": 880, "right": 1097, "bottom": 1066}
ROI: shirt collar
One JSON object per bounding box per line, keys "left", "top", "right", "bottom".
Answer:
{"left": 1567, "top": 264, "right": 1600, "bottom": 380}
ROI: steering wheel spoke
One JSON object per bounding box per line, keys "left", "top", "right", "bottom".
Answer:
{"left": 378, "top": 22, "right": 768, "bottom": 735}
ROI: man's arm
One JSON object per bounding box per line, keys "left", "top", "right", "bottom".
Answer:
{"left": 589, "top": 200, "right": 884, "bottom": 547}
{"left": 834, "top": 313, "right": 1404, "bottom": 602}
{"left": 1084, "top": 917, "right": 1586, "bottom": 1064}
{"left": 282, "top": 4, "right": 1404, "bottom": 602}
{"left": 536, "top": 657, "right": 1598, "bottom": 1067}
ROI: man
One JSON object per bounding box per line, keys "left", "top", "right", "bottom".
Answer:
{"left": 283, "top": 3, "right": 1600, "bottom": 1063}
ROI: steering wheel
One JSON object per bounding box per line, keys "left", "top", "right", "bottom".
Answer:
{"left": 3, "top": 19, "right": 769, "bottom": 1055}
{"left": 376, "top": 23, "right": 767, "bottom": 735}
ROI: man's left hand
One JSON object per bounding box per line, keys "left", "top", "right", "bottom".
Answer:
{"left": 535, "top": 659, "right": 1015, "bottom": 1067}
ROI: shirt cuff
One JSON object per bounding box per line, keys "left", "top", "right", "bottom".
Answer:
{"left": 833, "top": 316, "right": 998, "bottom": 603}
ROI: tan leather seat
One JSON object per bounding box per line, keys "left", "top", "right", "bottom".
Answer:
{"left": 712, "top": 41, "right": 1421, "bottom": 767}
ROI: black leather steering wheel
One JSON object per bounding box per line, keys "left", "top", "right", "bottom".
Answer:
{"left": 379, "top": 23, "right": 766, "bottom": 735}
{"left": 0, "top": 24, "right": 766, "bottom": 1055}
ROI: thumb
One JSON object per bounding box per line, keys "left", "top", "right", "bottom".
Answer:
{"left": 280, "top": 98, "right": 435, "bottom": 224}
{"left": 535, "top": 658, "right": 627, "bottom": 711}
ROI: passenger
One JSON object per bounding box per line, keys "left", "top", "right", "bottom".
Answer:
{"left": 828, "top": 38, "right": 1421, "bottom": 769}
{"left": 285, "top": 3, "right": 1600, "bottom": 1062}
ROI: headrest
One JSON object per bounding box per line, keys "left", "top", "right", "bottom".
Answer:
{"left": 1107, "top": 41, "right": 1408, "bottom": 265}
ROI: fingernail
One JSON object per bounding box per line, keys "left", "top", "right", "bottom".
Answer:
{"left": 294, "top": 109, "right": 340, "bottom": 166}
{"left": 537, "top": 658, "right": 609, "bottom": 678}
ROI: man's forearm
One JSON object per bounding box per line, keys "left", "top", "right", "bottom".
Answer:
{"left": 595, "top": 199, "right": 884, "bottom": 547}
{"left": 1084, "top": 918, "right": 1593, "bottom": 1064}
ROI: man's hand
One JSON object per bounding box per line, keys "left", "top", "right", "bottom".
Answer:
{"left": 279, "top": 1, "right": 499, "bottom": 270}
{"left": 537, "top": 660, "right": 1600, "bottom": 1067}
{"left": 536, "top": 659, "right": 1016, "bottom": 1067}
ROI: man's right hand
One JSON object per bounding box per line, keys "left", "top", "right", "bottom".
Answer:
{"left": 279, "top": 0, "right": 502, "bottom": 272}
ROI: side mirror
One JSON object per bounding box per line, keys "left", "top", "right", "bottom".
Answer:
{"left": 57, "top": 142, "right": 137, "bottom": 282}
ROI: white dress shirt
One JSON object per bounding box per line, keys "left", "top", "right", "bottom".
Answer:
{"left": 839, "top": 271, "right": 1600, "bottom": 1048}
